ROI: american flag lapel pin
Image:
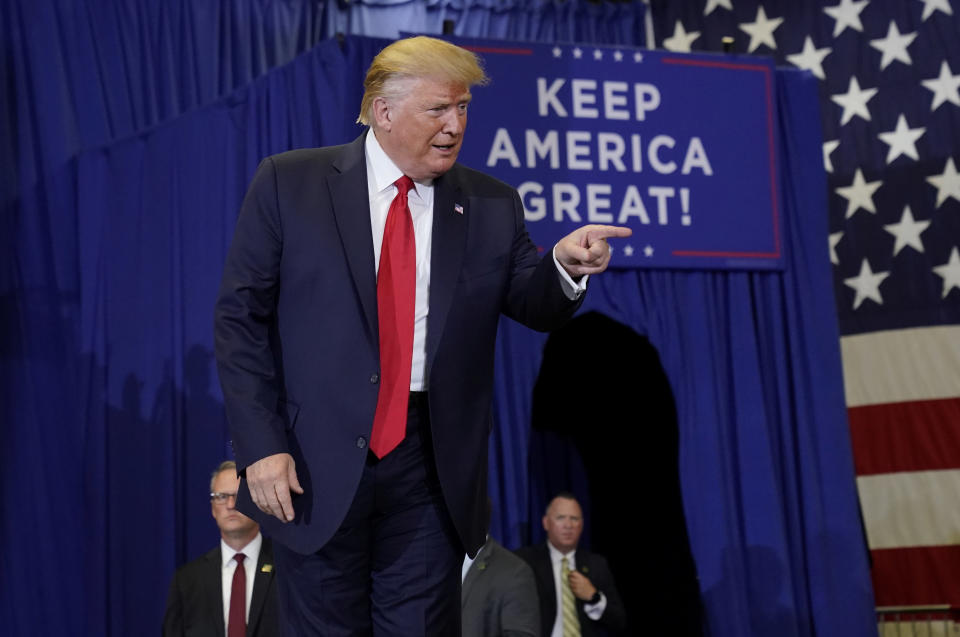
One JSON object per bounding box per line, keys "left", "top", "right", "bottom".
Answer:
{"left": 454, "top": 203, "right": 464, "bottom": 215}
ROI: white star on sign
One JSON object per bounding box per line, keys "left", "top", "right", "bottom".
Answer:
{"left": 836, "top": 168, "right": 882, "bottom": 218}
{"left": 927, "top": 158, "right": 960, "bottom": 207}
{"left": 634, "top": 52, "right": 644, "bottom": 63}
{"left": 739, "top": 6, "right": 784, "bottom": 53}
{"left": 704, "top": 0, "right": 733, "bottom": 16}
{"left": 869, "top": 21, "right": 917, "bottom": 70}
{"left": 831, "top": 76, "right": 878, "bottom": 125}
{"left": 824, "top": 0, "right": 870, "bottom": 38}
{"left": 829, "top": 231, "right": 843, "bottom": 265}
{"left": 573, "top": 47, "right": 583, "bottom": 59}
{"left": 933, "top": 248, "right": 960, "bottom": 298}
{"left": 844, "top": 259, "right": 890, "bottom": 309}
{"left": 644, "top": 245, "right": 654, "bottom": 257}
{"left": 921, "top": 61, "right": 960, "bottom": 111}
{"left": 919, "top": 0, "right": 953, "bottom": 21}
{"left": 883, "top": 205, "right": 930, "bottom": 256}
{"left": 552, "top": 47, "right": 562, "bottom": 58}
{"left": 786, "top": 36, "right": 832, "bottom": 80}
{"left": 663, "top": 21, "right": 700, "bottom": 52}
{"left": 823, "top": 140, "right": 840, "bottom": 173}
{"left": 593, "top": 49, "right": 603, "bottom": 61}
{"left": 623, "top": 244, "right": 635, "bottom": 257}
{"left": 878, "top": 114, "right": 925, "bottom": 164}
{"left": 613, "top": 50, "right": 624, "bottom": 62}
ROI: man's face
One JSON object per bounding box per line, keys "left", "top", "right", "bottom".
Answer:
{"left": 210, "top": 469, "right": 258, "bottom": 540}
{"left": 374, "top": 77, "right": 471, "bottom": 181}
{"left": 542, "top": 496, "right": 584, "bottom": 554}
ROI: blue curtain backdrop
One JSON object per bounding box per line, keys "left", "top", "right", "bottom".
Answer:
{"left": 2, "top": 1, "right": 876, "bottom": 636}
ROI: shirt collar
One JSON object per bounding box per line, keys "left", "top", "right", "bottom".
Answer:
{"left": 547, "top": 540, "right": 576, "bottom": 566}
{"left": 364, "top": 128, "right": 431, "bottom": 196}
{"left": 220, "top": 531, "right": 262, "bottom": 569}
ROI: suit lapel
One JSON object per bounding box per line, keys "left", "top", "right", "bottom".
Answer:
{"left": 425, "top": 167, "right": 467, "bottom": 374}
{"left": 461, "top": 538, "right": 493, "bottom": 606}
{"left": 247, "top": 540, "right": 275, "bottom": 636}
{"left": 206, "top": 549, "right": 226, "bottom": 637}
{"left": 328, "top": 133, "right": 378, "bottom": 341}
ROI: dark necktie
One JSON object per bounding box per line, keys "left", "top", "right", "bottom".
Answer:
{"left": 228, "top": 553, "right": 246, "bottom": 637}
{"left": 371, "top": 176, "right": 416, "bottom": 458}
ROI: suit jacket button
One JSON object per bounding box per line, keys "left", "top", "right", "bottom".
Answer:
{"left": 369, "top": 373, "right": 379, "bottom": 384}
{"left": 356, "top": 437, "right": 367, "bottom": 449}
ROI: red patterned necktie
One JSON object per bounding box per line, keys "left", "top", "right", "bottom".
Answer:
{"left": 371, "top": 175, "right": 416, "bottom": 458}
{"left": 227, "top": 553, "right": 246, "bottom": 637}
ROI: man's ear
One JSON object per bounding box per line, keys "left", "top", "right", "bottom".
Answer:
{"left": 542, "top": 515, "right": 549, "bottom": 532}
{"left": 372, "top": 96, "right": 392, "bottom": 132}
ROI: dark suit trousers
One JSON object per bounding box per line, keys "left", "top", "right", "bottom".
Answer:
{"left": 273, "top": 393, "right": 463, "bottom": 636}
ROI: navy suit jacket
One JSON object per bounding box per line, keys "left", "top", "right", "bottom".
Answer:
{"left": 162, "top": 538, "right": 278, "bottom": 637}
{"left": 514, "top": 543, "right": 627, "bottom": 637}
{"left": 214, "top": 132, "right": 581, "bottom": 556}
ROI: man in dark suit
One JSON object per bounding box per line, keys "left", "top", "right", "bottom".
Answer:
{"left": 214, "top": 36, "right": 629, "bottom": 635}
{"left": 163, "top": 461, "right": 278, "bottom": 637}
{"left": 515, "top": 494, "right": 627, "bottom": 637}
{"left": 462, "top": 535, "right": 540, "bottom": 637}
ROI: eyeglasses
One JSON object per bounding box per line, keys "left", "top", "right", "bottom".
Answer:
{"left": 210, "top": 492, "right": 238, "bottom": 504}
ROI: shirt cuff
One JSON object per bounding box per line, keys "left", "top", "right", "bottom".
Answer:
{"left": 583, "top": 592, "right": 607, "bottom": 619}
{"left": 553, "top": 245, "right": 588, "bottom": 300}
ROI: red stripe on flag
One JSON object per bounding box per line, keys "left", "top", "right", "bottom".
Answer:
{"left": 849, "top": 397, "right": 960, "bottom": 475}
{"left": 871, "top": 545, "right": 960, "bottom": 606}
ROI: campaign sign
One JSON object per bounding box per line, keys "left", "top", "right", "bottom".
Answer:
{"left": 452, "top": 37, "right": 784, "bottom": 271}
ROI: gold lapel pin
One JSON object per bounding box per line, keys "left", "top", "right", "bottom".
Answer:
{"left": 261, "top": 564, "right": 273, "bottom": 573}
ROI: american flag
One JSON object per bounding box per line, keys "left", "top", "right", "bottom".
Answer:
{"left": 649, "top": 0, "right": 960, "bottom": 608}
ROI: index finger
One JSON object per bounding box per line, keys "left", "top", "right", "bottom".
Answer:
{"left": 586, "top": 225, "right": 632, "bottom": 244}
{"left": 274, "top": 480, "right": 296, "bottom": 522}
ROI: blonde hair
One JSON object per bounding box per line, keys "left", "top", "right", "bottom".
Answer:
{"left": 210, "top": 460, "right": 238, "bottom": 491}
{"left": 357, "top": 36, "right": 489, "bottom": 125}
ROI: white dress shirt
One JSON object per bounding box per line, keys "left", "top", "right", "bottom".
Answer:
{"left": 364, "top": 131, "right": 587, "bottom": 391}
{"left": 220, "top": 532, "right": 263, "bottom": 631}
{"left": 547, "top": 542, "right": 606, "bottom": 637}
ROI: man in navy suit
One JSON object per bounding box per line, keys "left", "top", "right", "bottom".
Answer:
{"left": 214, "top": 36, "right": 629, "bottom": 635}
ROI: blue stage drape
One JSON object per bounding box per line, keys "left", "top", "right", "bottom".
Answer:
{"left": 4, "top": 1, "right": 875, "bottom": 635}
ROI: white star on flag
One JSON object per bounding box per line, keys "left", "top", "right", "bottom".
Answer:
{"left": 926, "top": 158, "right": 960, "bottom": 208}
{"left": 869, "top": 21, "right": 917, "bottom": 70}
{"left": 663, "top": 21, "right": 700, "bottom": 52}
{"left": 613, "top": 50, "right": 624, "bottom": 62}
{"left": 704, "top": 0, "right": 733, "bottom": 16}
{"left": 633, "top": 52, "right": 644, "bottom": 63}
{"left": 593, "top": 49, "right": 603, "bottom": 60}
{"left": 643, "top": 245, "right": 654, "bottom": 257}
{"left": 552, "top": 47, "right": 562, "bottom": 58}
{"left": 829, "top": 231, "right": 844, "bottom": 265}
{"left": 919, "top": 0, "right": 953, "bottom": 21}
{"left": 831, "top": 76, "right": 878, "bottom": 125}
{"left": 933, "top": 248, "right": 960, "bottom": 298}
{"left": 623, "top": 244, "right": 635, "bottom": 257}
{"left": 883, "top": 205, "right": 930, "bottom": 256}
{"left": 573, "top": 48, "right": 583, "bottom": 59}
{"left": 739, "top": 6, "right": 784, "bottom": 53}
{"left": 823, "top": 140, "right": 840, "bottom": 173}
{"left": 823, "top": 0, "right": 870, "bottom": 38}
{"left": 877, "top": 114, "right": 925, "bottom": 164}
{"left": 921, "top": 61, "right": 960, "bottom": 110}
{"left": 844, "top": 259, "right": 890, "bottom": 309}
{"left": 836, "top": 168, "right": 882, "bottom": 218}
{"left": 787, "top": 36, "right": 832, "bottom": 80}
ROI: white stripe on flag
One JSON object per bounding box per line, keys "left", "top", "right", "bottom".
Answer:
{"left": 841, "top": 325, "right": 960, "bottom": 408}
{"left": 857, "top": 469, "right": 960, "bottom": 549}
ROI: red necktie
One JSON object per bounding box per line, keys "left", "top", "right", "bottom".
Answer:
{"left": 371, "top": 176, "right": 416, "bottom": 458}
{"left": 228, "top": 553, "right": 246, "bottom": 637}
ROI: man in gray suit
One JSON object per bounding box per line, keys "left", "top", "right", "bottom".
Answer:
{"left": 462, "top": 534, "right": 540, "bottom": 637}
